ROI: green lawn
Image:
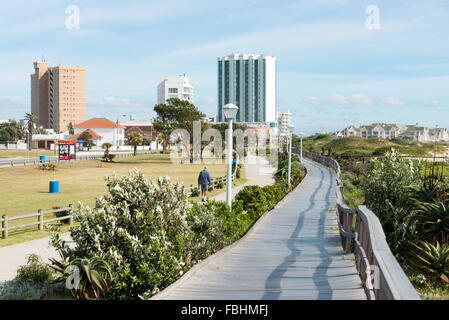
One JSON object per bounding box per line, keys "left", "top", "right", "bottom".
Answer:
{"left": 0, "top": 149, "right": 56, "bottom": 159}
{"left": 0, "top": 153, "right": 239, "bottom": 246}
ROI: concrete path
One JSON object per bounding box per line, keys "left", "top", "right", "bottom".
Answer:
{"left": 153, "top": 160, "right": 366, "bottom": 300}
{"left": 0, "top": 155, "right": 275, "bottom": 282}
{"left": 211, "top": 154, "right": 275, "bottom": 202}
{"left": 0, "top": 233, "right": 72, "bottom": 282}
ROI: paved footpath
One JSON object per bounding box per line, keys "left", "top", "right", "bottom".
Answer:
{"left": 0, "top": 155, "right": 274, "bottom": 282}
{"left": 153, "top": 159, "right": 366, "bottom": 300}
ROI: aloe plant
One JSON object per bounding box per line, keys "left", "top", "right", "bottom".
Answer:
{"left": 412, "top": 201, "right": 449, "bottom": 245}
{"left": 410, "top": 241, "right": 449, "bottom": 285}
{"left": 64, "top": 257, "right": 113, "bottom": 300}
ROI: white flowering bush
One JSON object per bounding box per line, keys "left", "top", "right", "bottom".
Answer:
{"left": 50, "top": 169, "right": 229, "bottom": 299}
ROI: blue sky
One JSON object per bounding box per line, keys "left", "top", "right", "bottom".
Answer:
{"left": 0, "top": 0, "right": 448, "bottom": 135}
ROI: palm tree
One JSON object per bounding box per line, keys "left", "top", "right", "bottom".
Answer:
{"left": 126, "top": 132, "right": 143, "bottom": 156}
{"left": 24, "top": 113, "right": 36, "bottom": 151}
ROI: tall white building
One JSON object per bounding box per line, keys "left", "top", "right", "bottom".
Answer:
{"left": 217, "top": 54, "right": 276, "bottom": 123}
{"left": 157, "top": 74, "right": 194, "bottom": 104}
{"left": 277, "top": 111, "right": 292, "bottom": 137}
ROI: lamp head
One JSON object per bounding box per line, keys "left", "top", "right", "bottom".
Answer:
{"left": 288, "top": 124, "right": 295, "bottom": 133}
{"left": 223, "top": 104, "right": 239, "bottom": 121}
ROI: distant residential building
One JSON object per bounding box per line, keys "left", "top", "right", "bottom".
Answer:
{"left": 336, "top": 123, "right": 448, "bottom": 142}
{"left": 73, "top": 117, "right": 125, "bottom": 146}
{"left": 429, "top": 126, "right": 449, "bottom": 142}
{"left": 276, "top": 111, "right": 292, "bottom": 137}
{"left": 121, "top": 115, "right": 156, "bottom": 140}
{"left": 31, "top": 61, "right": 86, "bottom": 132}
{"left": 217, "top": 53, "right": 276, "bottom": 123}
{"left": 157, "top": 74, "right": 194, "bottom": 105}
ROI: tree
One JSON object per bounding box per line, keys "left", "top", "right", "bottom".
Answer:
{"left": 153, "top": 98, "right": 205, "bottom": 154}
{"left": 126, "top": 132, "right": 143, "bottom": 156}
{"left": 79, "top": 131, "right": 95, "bottom": 151}
{"left": 67, "top": 122, "right": 74, "bottom": 135}
{"left": 0, "top": 120, "right": 26, "bottom": 143}
{"left": 101, "top": 143, "right": 115, "bottom": 162}
{"left": 24, "top": 113, "right": 36, "bottom": 151}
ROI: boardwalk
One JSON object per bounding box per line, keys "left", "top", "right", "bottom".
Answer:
{"left": 153, "top": 160, "right": 367, "bottom": 300}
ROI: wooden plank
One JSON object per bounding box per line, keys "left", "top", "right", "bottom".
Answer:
{"left": 8, "top": 212, "right": 40, "bottom": 221}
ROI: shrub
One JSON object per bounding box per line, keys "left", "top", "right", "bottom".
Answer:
{"left": 39, "top": 163, "right": 56, "bottom": 171}
{"left": 15, "top": 254, "right": 54, "bottom": 284}
{"left": 234, "top": 185, "right": 271, "bottom": 220}
{"left": 50, "top": 170, "right": 208, "bottom": 299}
{"left": 54, "top": 206, "right": 72, "bottom": 224}
{"left": 0, "top": 280, "right": 59, "bottom": 300}
{"left": 362, "top": 149, "right": 420, "bottom": 258}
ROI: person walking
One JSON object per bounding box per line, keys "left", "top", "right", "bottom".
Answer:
{"left": 198, "top": 166, "right": 211, "bottom": 202}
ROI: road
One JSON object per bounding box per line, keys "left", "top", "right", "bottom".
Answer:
{"left": 153, "top": 159, "right": 366, "bottom": 300}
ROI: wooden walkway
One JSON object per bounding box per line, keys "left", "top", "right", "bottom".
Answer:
{"left": 153, "top": 160, "right": 367, "bottom": 300}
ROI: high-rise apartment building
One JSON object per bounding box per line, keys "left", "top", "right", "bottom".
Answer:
{"left": 31, "top": 61, "right": 86, "bottom": 132}
{"left": 277, "top": 111, "right": 292, "bottom": 137}
{"left": 217, "top": 54, "right": 276, "bottom": 123}
{"left": 157, "top": 74, "right": 194, "bottom": 104}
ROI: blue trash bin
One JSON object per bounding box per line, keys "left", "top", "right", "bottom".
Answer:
{"left": 49, "top": 181, "right": 59, "bottom": 193}
{"left": 40, "top": 156, "right": 46, "bottom": 163}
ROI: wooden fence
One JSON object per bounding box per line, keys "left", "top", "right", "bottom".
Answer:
{"left": 1, "top": 205, "right": 73, "bottom": 239}
{"left": 294, "top": 149, "right": 421, "bottom": 300}
{"left": 186, "top": 163, "right": 239, "bottom": 194}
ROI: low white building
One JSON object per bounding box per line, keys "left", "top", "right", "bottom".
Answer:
{"left": 157, "top": 74, "right": 194, "bottom": 104}
{"left": 73, "top": 118, "right": 125, "bottom": 146}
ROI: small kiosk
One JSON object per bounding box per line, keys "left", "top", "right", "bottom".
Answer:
{"left": 57, "top": 139, "right": 77, "bottom": 160}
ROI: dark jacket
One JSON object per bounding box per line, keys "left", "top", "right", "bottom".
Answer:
{"left": 198, "top": 169, "right": 211, "bottom": 185}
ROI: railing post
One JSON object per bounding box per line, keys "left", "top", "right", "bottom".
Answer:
{"left": 68, "top": 204, "right": 74, "bottom": 225}
{"left": 38, "top": 209, "right": 44, "bottom": 231}
{"left": 2, "top": 215, "right": 8, "bottom": 239}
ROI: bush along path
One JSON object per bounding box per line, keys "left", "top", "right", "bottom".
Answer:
{"left": 0, "top": 154, "right": 279, "bottom": 299}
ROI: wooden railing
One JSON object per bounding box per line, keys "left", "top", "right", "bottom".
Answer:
{"left": 294, "top": 149, "right": 421, "bottom": 300}
{"left": 1, "top": 205, "right": 73, "bottom": 239}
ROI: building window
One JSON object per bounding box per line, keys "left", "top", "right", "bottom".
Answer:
{"left": 168, "top": 88, "right": 178, "bottom": 94}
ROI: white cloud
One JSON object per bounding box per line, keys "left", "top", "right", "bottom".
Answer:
{"left": 350, "top": 94, "right": 376, "bottom": 106}
{"left": 383, "top": 96, "right": 406, "bottom": 106}
{"left": 300, "top": 96, "right": 320, "bottom": 106}
{"left": 325, "top": 94, "right": 349, "bottom": 105}
{"left": 299, "top": 93, "right": 422, "bottom": 108}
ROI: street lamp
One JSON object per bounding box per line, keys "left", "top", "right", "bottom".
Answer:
{"left": 288, "top": 124, "right": 295, "bottom": 188}
{"left": 299, "top": 132, "right": 304, "bottom": 163}
{"left": 223, "top": 103, "right": 239, "bottom": 209}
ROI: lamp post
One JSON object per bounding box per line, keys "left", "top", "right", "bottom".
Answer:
{"left": 223, "top": 103, "right": 239, "bottom": 209}
{"left": 288, "top": 124, "right": 295, "bottom": 188}
{"left": 299, "top": 132, "right": 304, "bottom": 163}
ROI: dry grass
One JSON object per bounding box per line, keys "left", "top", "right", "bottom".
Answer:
{"left": 0, "top": 153, "right": 230, "bottom": 217}
{"left": 0, "top": 153, "right": 236, "bottom": 246}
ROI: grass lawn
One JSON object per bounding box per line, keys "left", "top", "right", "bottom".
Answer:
{"left": 0, "top": 149, "right": 56, "bottom": 159}
{"left": 0, "top": 153, "right": 239, "bottom": 246}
